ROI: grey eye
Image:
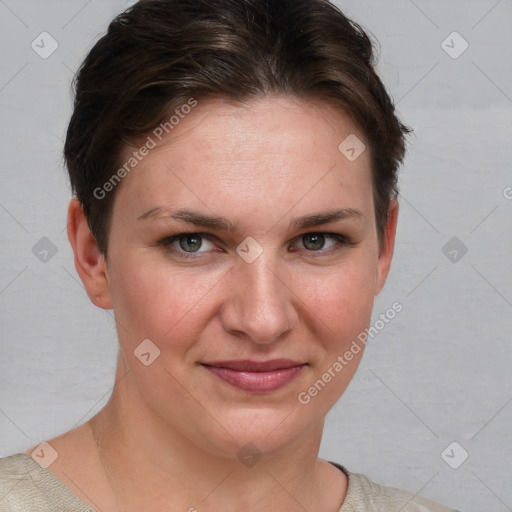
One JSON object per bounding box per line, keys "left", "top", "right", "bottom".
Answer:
{"left": 178, "top": 234, "right": 203, "bottom": 252}
{"left": 302, "top": 234, "right": 326, "bottom": 251}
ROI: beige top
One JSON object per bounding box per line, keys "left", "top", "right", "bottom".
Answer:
{"left": 0, "top": 453, "right": 458, "bottom": 511}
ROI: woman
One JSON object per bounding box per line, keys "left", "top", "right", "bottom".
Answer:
{"left": 0, "top": 0, "right": 458, "bottom": 510}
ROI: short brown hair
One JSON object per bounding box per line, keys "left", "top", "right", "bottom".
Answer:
{"left": 64, "top": 0, "right": 411, "bottom": 258}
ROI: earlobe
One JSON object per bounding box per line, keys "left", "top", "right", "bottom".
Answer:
{"left": 67, "top": 197, "right": 112, "bottom": 309}
{"left": 375, "top": 198, "right": 399, "bottom": 296}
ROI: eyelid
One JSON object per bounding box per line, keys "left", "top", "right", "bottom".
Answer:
{"left": 158, "top": 231, "right": 357, "bottom": 259}
{"left": 292, "top": 232, "right": 357, "bottom": 252}
{"left": 158, "top": 232, "right": 219, "bottom": 255}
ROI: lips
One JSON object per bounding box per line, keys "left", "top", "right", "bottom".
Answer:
{"left": 201, "top": 359, "right": 306, "bottom": 392}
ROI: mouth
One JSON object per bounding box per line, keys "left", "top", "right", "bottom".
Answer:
{"left": 200, "top": 359, "right": 307, "bottom": 393}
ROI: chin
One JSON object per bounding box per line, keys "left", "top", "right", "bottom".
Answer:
{"left": 194, "top": 406, "right": 316, "bottom": 461}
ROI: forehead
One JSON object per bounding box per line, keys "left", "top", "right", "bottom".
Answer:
{"left": 114, "top": 95, "right": 373, "bottom": 226}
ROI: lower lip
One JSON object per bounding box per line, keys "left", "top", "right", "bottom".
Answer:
{"left": 202, "top": 365, "right": 305, "bottom": 393}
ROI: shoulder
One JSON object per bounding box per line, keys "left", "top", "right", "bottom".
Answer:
{"left": 0, "top": 453, "right": 93, "bottom": 512}
{"left": 333, "top": 464, "right": 460, "bottom": 512}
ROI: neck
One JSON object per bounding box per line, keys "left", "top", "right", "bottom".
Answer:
{"left": 87, "top": 355, "right": 345, "bottom": 512}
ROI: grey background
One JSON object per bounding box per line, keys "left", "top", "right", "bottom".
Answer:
{"left": 1, "top": 1, "right": 511, "bottom": 510}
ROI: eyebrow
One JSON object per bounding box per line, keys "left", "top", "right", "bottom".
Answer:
{"left": 137, "top": 207, "right": 364, "bottom": 231}
{"left": 138, "top": 207, "right": 238, "bottom": 231}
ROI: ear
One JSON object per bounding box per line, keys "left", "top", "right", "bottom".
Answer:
{"left": 67, "top": 197, "right": 112, "bottom": 309}
{"left": 374, "top": 197, "right": 399, "bottom": 296}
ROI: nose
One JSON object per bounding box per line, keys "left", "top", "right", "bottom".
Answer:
{"left": 219, "top": 256, "right": 298, "bottom": 345}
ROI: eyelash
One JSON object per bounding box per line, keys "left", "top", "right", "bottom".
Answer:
{"left": 157, "top": 232, "right": 356, "bottom": 259}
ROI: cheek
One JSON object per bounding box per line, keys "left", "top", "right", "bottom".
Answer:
{"left": 299, "top": 256, "right": 377, "bottom": 334}
{"left": 297, "top": 262, "right": 375, "bottom": 410}
{"left": 108, "top": 255, "right": 226, "bottom": 350}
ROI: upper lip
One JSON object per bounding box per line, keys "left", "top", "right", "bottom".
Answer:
{"left": 201, "top": 359, "right": 305, "bottom": 372}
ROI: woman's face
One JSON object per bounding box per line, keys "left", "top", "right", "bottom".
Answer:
{"left": 102, "top": 95, "right": 396, "bottom": 458}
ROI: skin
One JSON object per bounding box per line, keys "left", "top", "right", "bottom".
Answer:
{"left": 26, "top": 95, "right": 398, "bottom": 512}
